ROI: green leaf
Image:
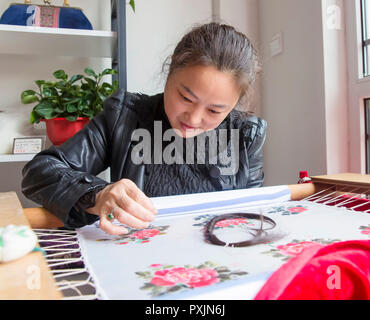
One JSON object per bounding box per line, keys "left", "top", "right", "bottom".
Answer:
{"left": 83, "top": 77, "right": 96, "bottom": 88}
{"left": 55, "top": 80, "right": 67, "bottom": 89}
{"left": 66, "top": 115, "right": 78, "bottom": 122}
{"left": 140, "top": 283, "right": 155, "bottom": 290}
{"left": 97, "top": 92, "right": 106, "bottom": 101}
{"left": 35, "top": 80, "right": 45, "bottom": 88}
{"left": 230, "top": 271, "right": 248, "bottom": 276}
{"left": 34, "top": 100, "right": 56, "bottom": 119}
{"left": 21, "top": 90, "right": 39, "bottom": 104}
{"left": 81, "top": 83, "right": 91, "bottom": 91}
{"left": 42, "top": 87, "right": 57, "bottom": 97}
{"left": 54, "top": 106, "right": 65, "bottom": 114}
{"left": 77, "top": 103, "right": 85, "bottom": 111}
{"left": 53, "top": 70, "right": 67, "bottom": 80}
{"left": 84, "top": 68, "right": 98, "bottom": 78}
{"left": 62, "top": 97, "right": 80, "bottom": 104}
{"left": 112, "top": 79, "right": 119, "bottom": 92}
{"left": 29, "top": 110, "right": 41, "bottom": 124}
{"left": 135, "top": 272, "right": 148, "bottom": 277}
{"left": 166, "top": 285, "right": 182, "bottom": 293}
{"left": 129, "top": 0, "right": 135, "bottom": 12}
{"left": 67, "top": 104, "right": 78, "bottom": 113}
{"left": 101, "top": 68, "right": 118, "bottom": 76}
{"left": 215, "top": 267, "right": 230, "bottom": 273}
{"left": 82, "top": 110, "right": 94, "bottom": 118}
{"left": 69, "top": 74, "right": 83, "bottom": 84}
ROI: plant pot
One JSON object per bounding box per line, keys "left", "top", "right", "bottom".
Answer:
{"left": 42, "top": 117, "right": 90, "bottom": 146}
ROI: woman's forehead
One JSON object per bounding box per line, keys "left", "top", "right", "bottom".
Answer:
{"left": 170, "top": 65, "right": 240, "bottom": 105}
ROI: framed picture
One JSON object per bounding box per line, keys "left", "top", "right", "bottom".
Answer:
{"left": 12, "top": 136, "right": 46, "bottom": 154}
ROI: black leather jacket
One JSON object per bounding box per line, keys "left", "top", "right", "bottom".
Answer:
{"left": 22, "top": 90, "right": 267, "bottom": 228}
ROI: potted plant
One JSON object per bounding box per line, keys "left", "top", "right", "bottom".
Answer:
{"left": 21, "top": 67, "right": 118, "bottom": 145}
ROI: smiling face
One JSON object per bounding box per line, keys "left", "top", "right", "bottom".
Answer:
{"left": 163, "top": 65, "right": 241, "bottom": 138}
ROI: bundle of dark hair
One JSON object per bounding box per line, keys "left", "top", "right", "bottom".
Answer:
{"left": 204, "top": 212, "right": 282, "bottom": 247}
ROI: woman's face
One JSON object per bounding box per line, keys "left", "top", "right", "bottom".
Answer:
{"left": 163, "top": 65, "right": 240, "bottom": 138}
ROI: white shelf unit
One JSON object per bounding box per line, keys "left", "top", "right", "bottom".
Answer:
{"left": 0, "top": 154, "right": 35, "bottom": 163}
{"left": 0, "top": 24, "right": 117, "bottom": 58}
{"left": 0, "top": 23, "right": 117, "bottom": 163}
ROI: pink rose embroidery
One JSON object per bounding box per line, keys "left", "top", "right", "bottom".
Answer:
{"left": 361, "top": 228, "right": 370, "bottom": 235}
{"left": 215, "top": 218, "right": 249, "bottom": 228}
{"left": 137, "top": 261, "right": 248, "bottom": 297}
{"left": 277, "top": 241, "right": 318, "bottom": 256}
{"left": 150, "top": 267, "right": 219, "bottom": 288}
{"left": 129, "top": 229, "right": 160, "bottom": 240}
{"left": 287, "top": 207, "right": 308, "bottom": 214}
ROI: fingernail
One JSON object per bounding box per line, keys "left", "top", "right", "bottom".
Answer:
{"left": 119, "top": 229, "right": 128, "bottom": 235}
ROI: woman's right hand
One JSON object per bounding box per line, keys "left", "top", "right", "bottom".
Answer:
{"left": 86, "top": 179, "right": 158, "bottom": 235}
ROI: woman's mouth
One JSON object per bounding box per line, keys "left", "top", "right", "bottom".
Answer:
{"left": 180, "top": 121, "right": 197, "bottom": 131}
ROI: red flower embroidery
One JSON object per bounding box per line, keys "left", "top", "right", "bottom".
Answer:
{"left": 287, "top": 207, "right": 308, "bottom": 213}
{"left": 215, "top": 218, "right": 249, "bottom": 228}
{"left": 277, "top": 241, "right": 318, "bottom": 256}
{"left": 150, "top": 267, "right": 219, "bottom": 288}
{"left": 149, "top": 264, "right": 163, "bottom": 268}
{"left": 129, "top": 229, "right": 160, "bottom": 240}
{"left": 361, "top": 228, "right": 370, "bottom": 235}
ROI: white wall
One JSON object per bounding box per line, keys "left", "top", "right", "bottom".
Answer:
{"left": 258, "top": 0, "right": 328, "bottom": 186}
{"left": 321, "top": 0, "right": 349, "bottom": 174}
{"left": 125, "top": 0, "right": 213, "bottom": 95}
{"left": 345, "top": 0, "right": 369, "bottom": 173}
{"left": 218, "top": 0, "right": 261, "bottom": 115}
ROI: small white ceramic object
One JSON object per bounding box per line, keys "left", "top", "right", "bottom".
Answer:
{"left": 0, "top": 225, "right": 38, "bottom": 262}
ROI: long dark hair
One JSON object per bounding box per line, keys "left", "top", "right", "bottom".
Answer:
{"left": 163, "top": 22, "right": 260, "bottom": 112}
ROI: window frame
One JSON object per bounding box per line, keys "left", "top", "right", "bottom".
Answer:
{"left": 366, "top": 99, "right": 370, "bottom": 174}
{"left": 361, "top": 0, "right": 370, "bottom": 76}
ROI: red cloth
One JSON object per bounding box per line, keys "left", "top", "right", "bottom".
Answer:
{"left": 254, "top": 240, "right": 370, "bottom": 300}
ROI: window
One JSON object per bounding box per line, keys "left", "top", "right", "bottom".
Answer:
{"left": 361, "top": 0, "right": 370, "bottom": 76}
{"left": 366, "top": 99, "right": 370, "bottom": 174}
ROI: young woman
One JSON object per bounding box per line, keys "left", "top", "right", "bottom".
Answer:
{"left": 22, "top": 22, "right": 266, "bottom": 236}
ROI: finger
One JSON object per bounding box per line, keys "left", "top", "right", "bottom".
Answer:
{"left": 117, "top": 196, "right": 155, "bottom": 223}
{"left": 113, "top": 206, "right": 151, "bottom": 229}
{"left": 99, "top": 214, "right": 128, "bottom": 236}
{"left": 124, "top": 181, "right": 158, "bottom": 214}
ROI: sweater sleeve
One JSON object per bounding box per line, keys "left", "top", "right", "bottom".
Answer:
{"left": 21, "top": 89, "right": 128, "bottom": 228}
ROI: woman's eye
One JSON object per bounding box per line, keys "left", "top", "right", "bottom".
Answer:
{"left": 209, "top": 109, "right": 221, "bottom": 114}
{"left": 179, "top": 93, "right": 192, "bottom": 103}
{"left": 182, "top": 95, "right": 192, "bottom": 102}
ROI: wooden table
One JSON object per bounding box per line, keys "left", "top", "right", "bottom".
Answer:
{"left": 0, "top": 192, "right": 62, "bottom": 299}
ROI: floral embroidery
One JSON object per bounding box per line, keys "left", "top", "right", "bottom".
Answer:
{"left": 359, "top": 225, "right": 370, "bottom": 236}
{"left": 96, "top": 225, "right": 169, "bottom": 245}
{"left": 261, "top": 239, "right": 341, "bottom": 261}
{"left": 136, "top": 261, "right": 248, "bottom": 297}
{"left": 267, "top": 205, "right": 308, "bottom": 216}
{"left": 192, "top": 214, "right": 254, "bottom": 229}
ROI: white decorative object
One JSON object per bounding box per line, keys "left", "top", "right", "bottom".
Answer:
{"left": 0, "top": 225, "right": 38, "bottom": 262}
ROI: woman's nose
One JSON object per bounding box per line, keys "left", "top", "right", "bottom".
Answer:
{"left": 186, "top": 107, "right": 203, "bottom": 127}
